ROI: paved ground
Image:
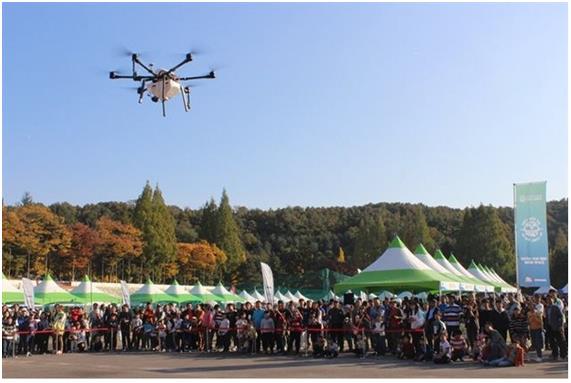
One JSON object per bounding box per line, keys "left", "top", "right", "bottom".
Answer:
{"left": 2, "top": 352, "right": 568, "bottom": 378}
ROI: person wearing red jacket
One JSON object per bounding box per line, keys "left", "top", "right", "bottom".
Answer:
{"left": 288, "top": 310, "right": 303, "bottom": 354}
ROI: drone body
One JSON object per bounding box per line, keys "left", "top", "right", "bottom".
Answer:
{"left": 110, "top": 53, "right": 215, "bottom": 117}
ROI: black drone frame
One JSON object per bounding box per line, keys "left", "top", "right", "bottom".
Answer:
{"left": 109, "top": 53, "right": 215, "bottom": 117}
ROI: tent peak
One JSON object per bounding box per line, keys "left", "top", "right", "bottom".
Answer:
{"left": 145, "top": 278, "right": 154, "bottom": 284}
{"left": 172, "top": 279, "right": 179, "bottom": 285}
{"left": 389, "top": 235, "right": 406, "bottom": 249}
{"left": 82, "top": 275, "right": 91, "bottom": 282}
{"left": 414, "top": 244, "right": 429, "bottom": 255}
{"left": 433, "top": 249, "right": 446, "bottom": 260}
{"left": 448, "top": 254, "right": 460, "bottom": 264}
{"left": 44, "top": 274, "right": 54, "bottom": 281}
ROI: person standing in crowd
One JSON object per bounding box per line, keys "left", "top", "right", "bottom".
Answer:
{"left": 528, "top": 295, "right": 545, "bottom": 362}
{"left": 274, "top": 301, "right": 288, "bottom": 354}
{"left": 327, "top": 301, "right": 345, "bottom": 352}
{"left": 288, "top": 309, "right": 303, "bottom": 355}
{"left": 52, "top": 304, "right": 67, "bottom": 355}
{"left": 546, "top": 296, "right": 567, "bottom": 361}
{"left": 442, "top": 296, "right": 462, "bottom": 336}
{"left": 424, "top": 298, "right": 439, "bottom": 360}
{"left": 508, "top": 307, "right": 529, "bottom": 348}
{"left": 387, "top": 300, "right": 403, "bottom": 355}
{"left": 492, "top": 301, "right": 510, "bottom": 341}
{"left": 252, "top": 301, "right": 265, "bottom": 353}
{"left": 464, "top": 301, "right": 479, "bottom": 353}
{"left": 119, "top": 304, "right": 132, "bottom": 352}
{"left": 260, "top": 311, "right": 275, "bottom": 354}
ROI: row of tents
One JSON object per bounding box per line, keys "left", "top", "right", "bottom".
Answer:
{"left": 334, "top": 236, "right": 519, "bottom": 294}
{"left": 2, "top": 274, "right": 318, "bottom": 306}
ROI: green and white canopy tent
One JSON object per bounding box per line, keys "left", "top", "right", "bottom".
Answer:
{"left": 71, "top": 276, "right": 121, "bottom": 304}
{"left": 414, "top": 245, "right": 469, "bottom": 291}
{"left": 415, "top": 292, "right": 429, "bottom": 300}
{"left": 432, "top": 249, "right": 477, "bottom": 292}
{"left": 251, "top": 289, "right": 266, "bottom": 302}
{"left": 467, "top": 262, "right": 503, "bottom": 292}
{"left": 2, "top": 274, "right": 24, "bottom": 304}
{"left": 35, "top": 274, "right": 79, "bottom": 305}
{"left": 446, "top": 253, "right": 494, "bottom": 293}
{"left": 334, "top": 236, "right": 461, "bottom": 294}
{"left": 164, "top": 280, "right": 201, "bottom": 304}
{"left": 210, "top": 283, "right": 244, "bottom": 303}
{"left": 398, "top": 291, "right": 413, "bottom": 300}
{"left": 239, "top": 290, "right": 257, "bottom": 304}
{"left": 188, "top": 282, "right": 224, "bottom": 304}
{"left": 480, "top": 264, "right": 517, "bottom": 293}
{"left": 130, "top": 279, "right": 177, "bottom": 305}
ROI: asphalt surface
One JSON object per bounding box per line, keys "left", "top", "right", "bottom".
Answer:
{"left": 2, "top": 352, "right": 568, "bottom": 378}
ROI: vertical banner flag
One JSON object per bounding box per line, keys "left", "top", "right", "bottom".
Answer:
{"left": 260, "top": 262, "right": 274, "bottom": 305}
{"left": 22, "top": 278, "right": 35, "bottom": 308}
{"left": 120, "top": 280, "right": 130, "bottom": 306}
{"left": 514, "top": 181, "right": 550, "bottom": 288}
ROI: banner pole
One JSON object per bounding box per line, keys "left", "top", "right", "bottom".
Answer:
{"left": 513, "top": 183, "right": 520, "bottom": 289}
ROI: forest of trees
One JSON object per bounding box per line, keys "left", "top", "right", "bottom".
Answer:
{"left": 2, "top": 185, "right": 568, "bottom": 289}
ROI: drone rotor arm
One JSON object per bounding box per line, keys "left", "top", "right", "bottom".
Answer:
{"left": 132, "top": 56, "right": 157, "bottom": 76}
{"left": 178, "top": 71, "right": 215, "bottom": 81}
{"left": 167, "top": 54, "right": 193, "bottom": 74}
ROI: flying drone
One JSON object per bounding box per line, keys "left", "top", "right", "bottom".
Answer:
{"left": 109, "top": 52, "right": 215, "bottom": 117}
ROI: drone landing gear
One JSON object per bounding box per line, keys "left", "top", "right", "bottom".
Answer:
{"left": 181, "top": 87, "right": 191, "bottom": 112}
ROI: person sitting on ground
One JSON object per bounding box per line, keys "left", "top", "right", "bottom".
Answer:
{"left": 483, "top": 322, "right": 507, "bottom": 362}
{"left": 323, "top": 336, "right": 339, "bottom": 358}
{"left": 485, "top": 342, "right": 525, "bottom": 367}
{"left": 433, "top": 332, "right": 451, "bottom": 364}
{"left": 414, "top": 336, "right": 427, "bottom": 362}
{"left": 398, "top": 333, "right": 416, "bottom": 360}
{"left": 450, "top": 329, "right": 468, "bottom": 361}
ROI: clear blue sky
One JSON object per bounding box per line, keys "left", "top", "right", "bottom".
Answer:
{"left": 3, "top": 3, "right": 567, "bottom": 209}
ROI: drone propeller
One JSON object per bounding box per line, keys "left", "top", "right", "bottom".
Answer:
{"left": 113, "top": 46, "right": 148, "bottom": 59}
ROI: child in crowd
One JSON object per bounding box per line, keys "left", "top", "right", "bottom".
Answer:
{"left": 312, "top": 335, "right": 326, "bottom": 358}
{"left": 398, "top": 333, "right": 416, "bottom": 360}
{"left": 450, "top": 329, "right": 468, "bottom": 361}
{"left": 433, "top": 332, "right": 451, "bottom": 364}
{"left": 414, "top": 337, "right": 427, "bottom": 362}
{"left": 354, "top": 333, "right": 366, "bottom": 359}
{"left": 157, "top": 319, "right": 167, "bottom": 352}
{"left": 372, "top": 315, "right": 386, "bottom": 356}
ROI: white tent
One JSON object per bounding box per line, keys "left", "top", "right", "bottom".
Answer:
{"left": 415, "top": 292, "right": 429, "bottom": 300}
{"left": 360, "top": 291, "right": 368, "bottom": 301}
{"left": 368, "top": 293, "right": 377, "bottom": 300}
{"left": 35, "top": 274, "right": 79, "bottom": 305}
{"left": 377, "top": 291, "right": 394, "bottom": 300}
{"left": 534, "top": 285, "right": 556, "bottom": 295}
{"left": 239, "top": 290, "right": 256, "bottom": 303}
{"left": 274, "top": 291, "right": 290, "bottom": 303}
{"left": 398, "top": 291, "right": 413, "bottom": 300}
{"left": 562, "top": 285, "right": 568, "bottom": 294}
{"left": 251, "top": 289, "right": 266, "bottom": 302}
{"left": 322, "top": 290, "right": 340, "bottom": 301}
{"left": 467, "top": 262, "right": 502, "bottom": 293}
{"left": 284, "top": 290, "right": 298, "bottom": 302}
{"left": 294, "top": 290, "right": 309, "bottom": 301}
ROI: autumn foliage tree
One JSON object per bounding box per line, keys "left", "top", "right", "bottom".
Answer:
{"left": 176, "top": 241, "right": 227, "bottom": 284}
{"left": 57, "top": 223, "right": 100, "bottom": 281}
{"left": 95, "top": 216, "right": 143, "bottom": 282}
{"left": 4, "top": 204, "right": 71, "bottom": 277}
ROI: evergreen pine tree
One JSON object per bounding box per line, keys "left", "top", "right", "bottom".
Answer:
{"left": 550, "top": 228, "right": 568, "bottom": 288}
{"left": 133, "top": 182, "right": 155, "bottom": 281}
{"left": 199, "top": 198, "right": 218, "bottom": 243}
{"left": 215, "top": 189, "right": 246, "bottom": 283}
{"left": 456, "top": 205, "right": 514, "bottom": 281}
{"left": 151, "top": 185, "right": 177, "bottom": 283}
{"left": 353, "top": 213, "right": 387, "bottom": 269}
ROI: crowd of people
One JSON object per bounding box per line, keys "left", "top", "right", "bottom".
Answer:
{"left": 2, "top": 289, "right": 568, "bottom": 368}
